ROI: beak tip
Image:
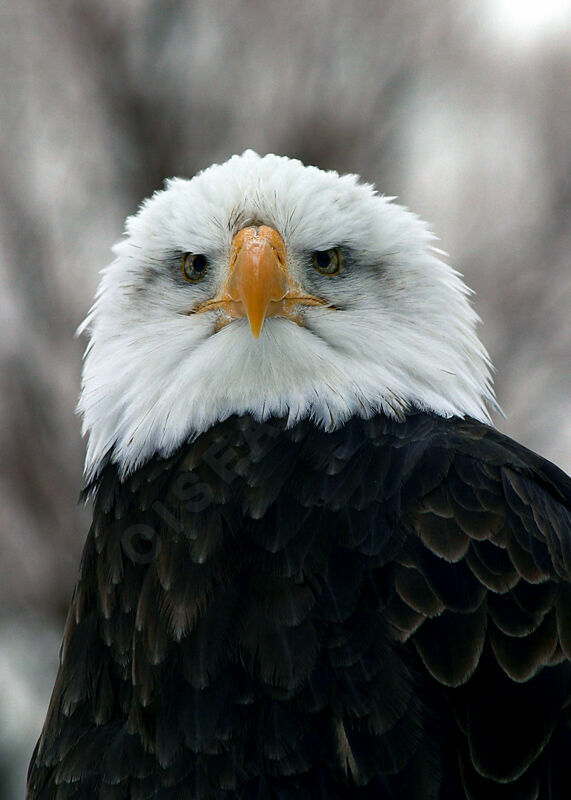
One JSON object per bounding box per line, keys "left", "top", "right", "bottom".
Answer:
{"left": 250, "top": 321, "right": 263, "bottom": 339}
{"left": 246, "top": 309, "right": 266, "bottom": 338}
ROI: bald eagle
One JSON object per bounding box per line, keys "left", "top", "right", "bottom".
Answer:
{"left": 27, "top": 152, "right": 571, "bottom": 800}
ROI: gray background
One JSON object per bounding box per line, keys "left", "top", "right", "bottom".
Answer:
{"left": 1, "top": 2, "right": 569, "bottom": 797}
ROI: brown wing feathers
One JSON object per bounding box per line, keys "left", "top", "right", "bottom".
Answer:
{"left": 394, "top": 421, "right": 571, "bottom": 798}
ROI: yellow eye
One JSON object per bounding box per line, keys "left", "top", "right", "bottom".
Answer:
{"left": 182, "top": 253, "right": 208, "bottom": 282}
{"left": 312, "top": 248, "right": 341, "bottom": 276}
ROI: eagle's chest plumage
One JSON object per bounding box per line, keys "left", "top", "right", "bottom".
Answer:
{"left": 90, "top": 415, "right": 431, "bottom": 795}
{"left": 37, "top": 416, "right": 442, "bottom": 797}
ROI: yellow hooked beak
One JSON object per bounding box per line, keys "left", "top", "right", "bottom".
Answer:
{"left": 195, "top": 225, "right": 327, "bottom": 338}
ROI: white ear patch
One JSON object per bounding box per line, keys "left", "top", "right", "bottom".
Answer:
{"left": 78, "top": 152, "right": 497, "bottom": 479}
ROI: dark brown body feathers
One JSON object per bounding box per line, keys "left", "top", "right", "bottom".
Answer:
{"left": 27, "top": 413, "right": 571, "bottom": 799}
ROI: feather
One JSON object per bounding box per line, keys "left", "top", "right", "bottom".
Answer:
{"left": 406, "top": 539, "right": 487, "bottom": 612}
{"left": 488, "top": 590, "right": 544, "bottom": 637}
{"left": 413, "top": 604, "right": 487, "bottom": 686}
{"left": 394, "top": 564, "right": 445, "bottom": 617}
{"left": 465, "top": 541, "right": 520, "bottom": 594}
{"left": 238, "top": 608, "right": 319, "bottom": 690}
{"left": 458, "top": 747, "right": 540, "bottom": 800}
{"left": 489, "top": 609, "right": 558, "bottom": 681}
{"left": 466, "top": 651, "right": 569, "bottom": 783}
{"left": 417, "top": 512, "right": 471, "bottom": 562}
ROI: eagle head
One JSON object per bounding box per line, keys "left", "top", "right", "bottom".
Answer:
{"left": 78, "top": 151, "right": 496, "bottom": 478}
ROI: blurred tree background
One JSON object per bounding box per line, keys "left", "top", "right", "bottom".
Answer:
{"left": 0, "top": 1, "right": 569, "bottom": 797}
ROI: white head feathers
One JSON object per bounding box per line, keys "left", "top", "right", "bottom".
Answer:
{"left": 78, "top": 151, "right": 497, "bottom": 479}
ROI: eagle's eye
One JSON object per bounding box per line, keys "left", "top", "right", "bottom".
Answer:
{"left": 312, "top": 248, "right": 341, "bottom": 276}
{"left": 182, "top": 252, "right": 208, "bottom": 282}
